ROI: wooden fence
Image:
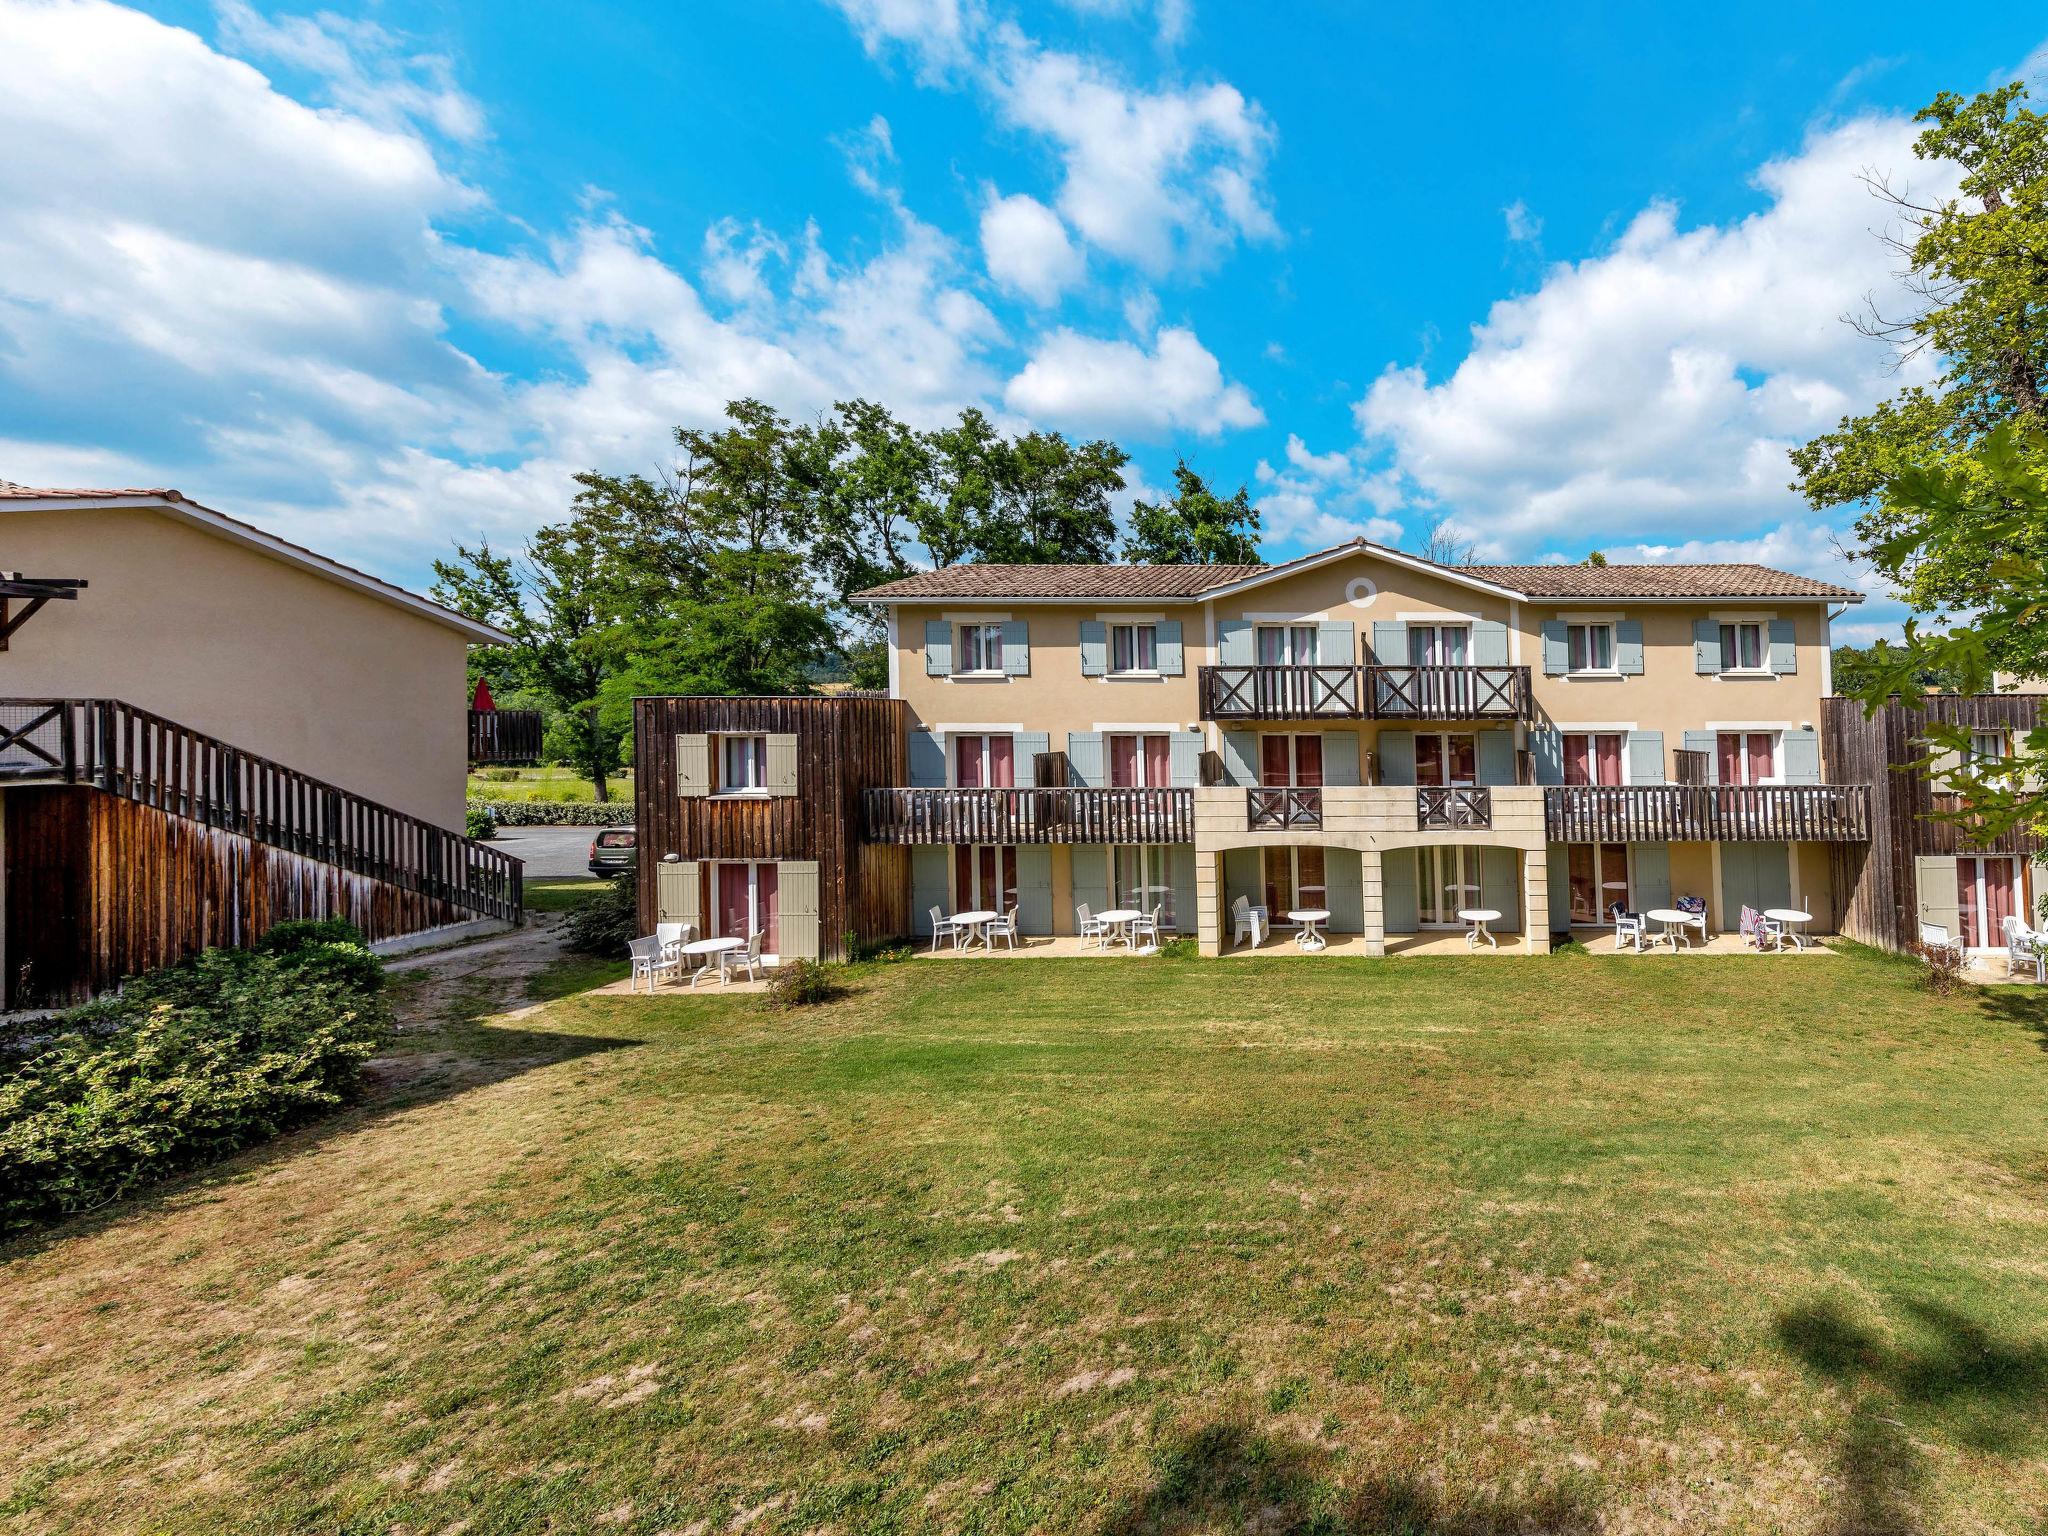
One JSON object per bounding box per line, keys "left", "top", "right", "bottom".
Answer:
{"left": 1543, "top": 783, "right": 1871, "bottom": 844}
{"left": 468, "top": 708, "right": 544, "bottom": 765}
{"left": 864, "top": 786, "right": 1194, "bottom": 845}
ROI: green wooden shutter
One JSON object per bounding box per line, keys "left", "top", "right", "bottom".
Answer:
{"left": 1627, "top": 730, "right": 1664, "bottom": 784}
{"left": 677, "top": 734, "right": 709, "bottom": 798}
{"left": 1632, "top": 843, "right": 1671, "bottom": 912}
{"left": 1530, "top": 727, "right": 1564, "bottom": 786}
{"left": 1475, "top": 729, "right": 1516, "bottom": 787}
{"left": 1541, "top": 620, "right": 1569, "bottom": 675}
{"left": 1768, "top": 619, "right": 1797, "bottom": 674}
{"left": 1015, "top": 846, "right": 1052, "bottom": 934}
{"left": 1071, "top": 847, "right": 1110, "bottom": 920}
{"left": 1167, "top": 844, "right": 1197, "bottom": 933}
{"left": 1168, "top": 730, "right": 1203, "bottom": 788}
{"left": 1615, "top": 619, "right": 1644, "bottom": 675}
{"left": 1378, "top": 730, "right": 1415, "bottom": 786}
{"left": 1223, "top": 848, "right": 1262, "bottom": 915}
{"left": 1781, "top": 728, "right": 1820, "bottom": 785}
{"left": 911, "top": 847, "right": 948, "bottom": 937}
{"left": 1914, "top": 855, "right": 1961, "bottom": 942}
{"left": 1066, "top": 731, "right": 1104, "bottom": 788}
{"left": 925, "top": 619, "right": 952, "bottom": 675}
{"left": 1681, "top": 729, "right": 1718, "bottom": 784}
{"left": 1694, "top": 620, "right": 1720, "bottom": 674}
{"left": 1217, "top": 619, "right": 1253, "bottom": 665}
{"left": 1371, "top": 620, "right": 1408, "bottom": 665}
{"left": 1220, "top": 729, "right": 1257, "bottom": 786}
{"left": 909, "top": 729, "right": 946, "bottom": 787}
{"left": 1321, "top": 729, "right": 1360, "bottom": 787}
{"left": 1156, "top": 619, "right": 1184, "bottom": 675}
{"left": 778, "top": 860, "right": 820, "bottom": 959}
{"left": 1001, "top": 620, "right": 1030, "bottom": 676}
{"left": 1480, "top": 848, "right": 1520, "bottom": 930}
{"left": 1545, "top": 844, "right": 1572, "bottom": 934}
{"left": 1317, "top": 620, "right": 1355, "bottom": 665}
{"left": 657, "top": 860, "right": 700, "bottom": 927}
{"left": 1382, "top": 848, "right": 1419, "bottom": 934}
{"left": 1014, "top": 731, "right": 1050, "bottom": 787}
{"left": 765, "top": 733, "right": 798, "bottom": 795}
{"left": 1079, "top": 620, "right": 1107, "bottom": 676}
{"left": 1471, "top": 619, "right": 1509, "bottom": 667}
{"left": 1325, "top": 847, "right": 1364, "bottom": 933}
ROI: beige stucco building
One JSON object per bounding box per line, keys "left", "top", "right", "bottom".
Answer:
{"left": 1, "top": 487, "right": 506, "bottom": 828}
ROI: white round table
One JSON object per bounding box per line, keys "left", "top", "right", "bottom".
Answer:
{"left": 1645, "top": 908, "right": 1695, "bottom": 951}
{"left": 1457, "top": 906, "right": 1502, "bottom": 950}
{"left": 1288, "top": 908, "right": 1331, "bottom": 951}
{"left": 681, "top": 935, "right": 742, "bottom": 986}
{"left": 953, "top": 908, "right": 998, "bottom": 951}
{"left": 1097, "top": 907, "right": 1143, "bottom": 952}
{"left": 1765, "top": 907, "right": 1813, "bottom": 951}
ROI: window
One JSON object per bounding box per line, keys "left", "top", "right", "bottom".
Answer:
{"left": 1566, "top": 844, "right": 1631, "bottom": 925}
{"left": 1110, "top": 623, "right": 1158, "bottom": 675}
{"left": 719, "top": 734, "right": 767, "bottom": 792}
{"left": 1260, "top": 733, "right": 1323, "bottom": 787}
{"left": 713, "top": 861, "right": 779, "bottom": 952}
{"left": 954, "top": 733, "right": 1014, "bottom": 788}
{"left": 1416, "top": 847, "right": 1488, "bottom": 927}
{"left": 1716, "top": 731, "right": 1778, "bottom": 786}
{"left": 1113, "top": 844, "right": 1178, "bottom": 929}
{"left": 1969, "top": 729, "right": 2009, "bottom": 763}
{"left": 954, "top": 845, "right": 1016, "bottom": 915}
{"left": 1256, "top": 624, "right": 1318, "bottom": 666}
{"left": 1956, "top": 855, "right": 2022, "bottom": 948}
{"left": 1109, "top": 733, "right": 1171, "bottom": 788}
{"left": 1563, "top": 731, "right": 1625, "bottom": 786}
{"left": 957, "top": 623, "right": 1005, "bottom": 674}
{"left": 1414, "top": 731, "right": 1478, "bottom": 787}
{"left": 1263, "top": 846, "right": 1327, "bottom": 922}
{"left": 1407, "top": 623, "right": 1470, "bottom": 667}
{"left": 1719, "top": 622, "right": 1766, "bottom": 672}
{"left": 1567, "top": 623, "right": 1615, "bottom": 673}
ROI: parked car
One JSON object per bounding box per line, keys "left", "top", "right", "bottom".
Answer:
{"left": 588, "top": 827, "right": 637, "bottom": 878}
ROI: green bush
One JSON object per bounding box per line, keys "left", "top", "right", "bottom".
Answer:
{"left": 475, "top": 800, "right": 634, "bottom": 827}
{"left": 0, "top": 935, "right": 390, "bottom": 1232}
{"left": 1155, "top": 936, "right": 1199, "bottom": 960}
{"left": 763, "top": 958, "right": 839, "bottom": 1010}
{"left": 465, "top": 804, "right": 497, "bottom": 839}
{"left": 565, "top": 876, "right": 640, "bottom": 957}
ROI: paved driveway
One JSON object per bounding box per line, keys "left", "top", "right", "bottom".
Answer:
{"left": 488, "top": 823, "right": 611, "bottom": 879}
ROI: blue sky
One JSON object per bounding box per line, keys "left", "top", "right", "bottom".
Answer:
{"left": 2, "top": 0, "right": 2044, "bottom": 640}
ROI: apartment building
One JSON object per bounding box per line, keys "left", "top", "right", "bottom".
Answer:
{"left": 637, "top": 537, "right": 1874, "bottom": 958}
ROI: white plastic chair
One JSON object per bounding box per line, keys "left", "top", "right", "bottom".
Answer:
{"left": 627, "top": 935, "right": 677, "bottom": 992}
{"left": 655, "top": 920, "right": 694, "bottom": 968}
{"left": 929, "top": 905, "right": 964, "bottom": 952}
{"left": 1076, "top": 903, "right": 1105, "bottom": 946}
{"left": 1232, "top": 894, "right": 1268, "bottom": 949}
{"left": 1740, "top": 905, "right": 1783, "bottom": 952}
{"left": 1672, "top": 899, "right": 1709, "bottom": 949}
{"left": 721, "top": 930, "right": 763, "bottom": 983}
{"left": 1609, "top": 903, "right": 1646, "bottom": 954}
{"left": 985, "top": 904, "right": 1020, "bottom": 951}
{"left": 1919, "top": 921, "right": 1968, "bottom": 969}
{"left": 1131, "top": 903, "right": 1164, "bottom": 949}
{"left": 2002, "top": 915, "right": 2044, "bottom": 981}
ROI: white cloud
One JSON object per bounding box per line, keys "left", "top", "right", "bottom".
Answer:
{"left": 1354, "top": 114, "right": 1956, "bottom": 572}
{"left": 1283, "top": 434, "right": 1349, "bottom": 481}
{"left": 1050, "top": 0, "right": 1190, "bottom": 48}
{"left": 978, "top": 191, "right": 1084, "bottom": 305}
{"left": 827, "top": 0, "right": 977, "bottom": 78}
{"left": 1502, "top": 199, "right": 1541, "bottom": 245}
{"left": 1004, "top": 324, "right": 1262, "bottom": 437}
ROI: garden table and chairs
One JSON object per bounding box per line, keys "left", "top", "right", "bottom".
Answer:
{"left": 1288, "top": 907, "right": 1330, "bottom": 951}
{"left": 951, "top": 908, "right": 999, "bottom": 951}
{"left": 2002, "top": 914, "right": 2047, "bottom": 981}
{"left": 1764, "top": 907, "right": 1813, "bottom": 952}
{"left": 1096, "top": 907, "right": 1143, "bottom": 952}
{"left": 681, "top": 935, "right": 743, "bottom": 986}
{"left": 1645, "top": 908, "right": 1699, "bottom": 951}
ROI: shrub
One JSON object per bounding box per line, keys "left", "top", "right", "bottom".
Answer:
{"left": 1912, "top": 940, "right": 1968, "bottom": 997}
{"left": 0, "top": 936, "right": 390, "bottom": 1232}
{"left": 1155, "top": 937, "right": 1199, "bottom": 960}
{"left": 763, "top": 958, "right": 839, "bottom": 1010}
{"left": 465, "top": 804, "right": 497, "bottom": 839}
{"left": 565, "top": 876, "right": 640, "bottom": 957}
{"left": 474, "top": 800, "right": 634, "bottom": 827}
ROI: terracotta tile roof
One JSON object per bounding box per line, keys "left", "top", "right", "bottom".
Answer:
{"left": 0, "top": 483, "right": 179, "bottom": 498}
{"left": 1463, "top": 563, "right": 1860, "bottom": 600}
{"left": 855, "top": 561, "right": 1270, "bottom": 600}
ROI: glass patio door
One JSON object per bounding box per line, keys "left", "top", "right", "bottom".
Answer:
{"left": 1113, "top": 844, "right": 1176, "bottom": 928}
{"left": 1567, "top": 843, "right": 1629, "bottom": 924}
{"left": 1263, "top": 846, "right": 1327, "bottom": 920}
{"left": 1956, "top": 855, "right": 2019, "bottom": 948}
{"left": 715, "top": 862, "right": 780, "bottom": 952}
{"left": 953, "top": 845, "right": 1016, "bottom": 915}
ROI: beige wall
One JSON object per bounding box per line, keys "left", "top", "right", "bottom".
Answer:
{"left": 2, "top": 508, "right": 472, "bottom": 827}
{"left": 887, "top": 547, "right": 1837, "bottom": 782}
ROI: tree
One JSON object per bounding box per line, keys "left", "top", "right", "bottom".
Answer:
{"left": 1829, "top": 640, "right": 1965, "bottom": 698}
{"left": 1122, "top": 459, "right": 1263, "bottom": 564}
{"left": 1791, "top": 81, "right": 2048, "bottom": 674}
{"left": 433, "top": 530, "right": 624, "bottom": 801}
{"left": 1415, "top": 518, "right": 1475, "bottom": 566}
{"left": 1583, "top": 550, "right": 1608, "bottom": 567}
{"left": 966, "top": 428, "right": 1129, "bottom": 564}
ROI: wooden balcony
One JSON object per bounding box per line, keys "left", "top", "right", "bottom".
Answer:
{"left": 1417, "top": 786, "right": 1492, "bottom": 830}
{"left": 1544, "top": 783, "right": 1871, "bottom": 844}
{"left": 863, "top": 786, "right": 1194, "bottom": 845}
{"left": 1199, "top": 664, "right": 1533, "bottom": 722}
{"left": 1247, "top": 786, "right": 1322, "bottom": 830}
{"left": 469, "top": 708, "right": 544, "bottom": 765}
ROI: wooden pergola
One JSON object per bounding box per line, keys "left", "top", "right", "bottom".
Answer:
{"left": 0, "top": 572, "right": 86, "bottom": 650}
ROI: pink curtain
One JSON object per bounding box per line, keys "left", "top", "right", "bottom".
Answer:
{"left": 1296, "top": 734, "right": 1324, "bottom": 787}
{"left": 755, "top": 864, "right": 779, "bottom": 952}
{"left": 1564, "top": 736, "right": 1591, "bottom": 786}
{"left": 1717, "top": 733, "right": 1744, "bottom": 785}
{"left": 1594, "top": 733, "right": 1623, "bottom": 786}
{"left": 1111, "top": 734, "right": 1139, "bottom": 788}
{"left": 1416, "top": 733, "right": 1444, "bottom": 788}
{"left": 1144, "top": 734, "right": 1171, "bottom": 788}
{"left": 957, "top": 735, "right": 983, "bottom": 788}
{"left": 1746, "top": 733, "right": 1772, "bottom": 786}
{"left": 718, "top": 863, "right": 750, "bottom": 941}
{"left": 989, "top": 734, "right": 1014, "bottom": 788}
{"left": 1261, "top": 735, "right": 1292, "bottom": 787}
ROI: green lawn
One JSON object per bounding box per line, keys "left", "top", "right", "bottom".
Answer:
{"left": 467, "top": 766, "right": 632, "bottom": 802}
{"left": 5, "top": 944, "right": 2048, "bottom": 1533}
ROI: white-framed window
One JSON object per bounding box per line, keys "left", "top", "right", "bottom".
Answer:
{"left": 718, "top": 734, "right": 767, "bottom": 793}
{"left": 1562, "top": 731, "right": 1625, "bottom": 786}
{"left": 1719, "top": 621, "right": 1766, "bottom": 673}
{"left": 1259, "top": 733, "right": 1324, "bottom": 787}
{"left": 1969, "top": 728, "right": 2009, "bottom": 763}
{"left": 957, "top": 623, "right": 1005, "bottom": 675}
{"left": 1263, "top": 846, "right": 1327, "bottom": 922}
{"left": 1414, "top": 731, "right": 1478, "bottom": 787}
{"left": 1113, "top": 844, "right": 1179, "bottom": 929}
{"left": 953, "top": 845, "right": 1016, "bottom": 915}
{"left": 1255, "top": 624, "right": 1318, "bottom": 666}
{"left": 1417, "top": 846, "right": 1489, "bottom": 927}
{"left": 953, "top": 733, "right": 1015, "bottom": 788}
{"left": 1715, "top": 730, "right": 1780, "bottom": 786}
{"left": 1407, "top": 623, "right": 1471, "bottom": 667}
{"left": 1567, "top": 622, "right": 1615, "bottom": 674}
{"left": 1109, "top": 733, "right": 1171, "bottom": 788}
{"left": 1109, "top": 622, "right": 1158, "bottom": 675}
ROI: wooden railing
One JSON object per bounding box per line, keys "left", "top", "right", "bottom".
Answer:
{"left": 0, "top": 698, "right": 523, "bottom": 922}
{"left": 1200, "top": 664, "right": 1532, "bottom": 721}
{"left": 863, "top": 786, "right": 1193, "bottom": 845}
{"left": 1247, "top": 786, "right": 1323, "bottom": 830}
{"left": 468, "top": 707, "right": 544, "bottom": 765}
{"left": 1544, "top": 783, "right": 1870, "bottom": 843}
{"left": 1417, "top": 786, "right": 1492, "bottom": 830}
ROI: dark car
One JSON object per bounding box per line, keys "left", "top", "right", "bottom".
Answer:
{"left": 588, "top": 827, "right": 637, "bottom": 878}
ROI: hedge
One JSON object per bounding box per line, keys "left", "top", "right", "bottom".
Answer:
{"left": 469, "top": 799, "right": 634, "bottom": 827}
{"left": 0, "top": 920, "right": 390, "bottom": 1232}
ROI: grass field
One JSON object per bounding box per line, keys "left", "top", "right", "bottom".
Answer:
{"left": 4, "top": 938, "right": 2047, "bottom": 1533}
{"left": 467, "top": 766, "right": 631, "bottom": 803}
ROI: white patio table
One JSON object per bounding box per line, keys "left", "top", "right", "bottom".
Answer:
{"left": 1765, "top": 908, "right": 1813, "bottom": 952}
{"left": 952, "top": 909, "right": 998, "bottom": 951}
{"left": 1097, "top": 908, "right": 1143, "bottom": 952}
{"left": 680, "top": 935, "right": 742, "bottom": 986}
{"left": 1645, "top": 908, "right": 1693, "bottom": 952}
{"left": 1288, "top": 908, "right": 1331, "bottom": 951}
{"left": 1457, "top": 907, "right": 1502, "bottom": 950}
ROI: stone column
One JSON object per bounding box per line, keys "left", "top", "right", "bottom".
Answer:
{"left": 1522, "top": 843, "right": 1551, "bottom": 954}
{"left": 1197, "top": 848, "right": 1224, "bottom": 956}
{"left": 1358, "top": 845, "right": 1386, "bottom": 956}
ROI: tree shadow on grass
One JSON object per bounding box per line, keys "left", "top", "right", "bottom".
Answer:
{"left": 1776, "top": 1294, "right": 2048, "bottom": 1534}
{"left": 1103, "top": 1421, "right": 1597, "bottom": 1536}
{"left": 1972, "top": 983, "right": 2048, "bottom": 1051}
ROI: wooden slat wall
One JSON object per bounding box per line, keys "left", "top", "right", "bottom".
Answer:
{"left": 1821, "top": 694, "right": 2045, "bottom": 950}
{"left": 633, "top": 696, "right": 909, "bottom": 960}
{"left": 3, "top": 786, "right": 479, "bottom": 1009}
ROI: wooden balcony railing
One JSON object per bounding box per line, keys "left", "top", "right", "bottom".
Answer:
{"left": 0, "top": 697, "right": 523, "bottom": 922}
{"left": 1417, "top": 786, "right": 1492, "bottom": 830}
{"left": 863, "top": 786, "right": 1193, "bottom": 845}
{"left": 469, "top": 707, "right": 544, "bottom": 765}
{"left": 1199, "top": 664, "right": 1532, "bottom": 721}
{"left": 1544, "top": 783, "right": 1870, "bottom": 843}
{"left": 1247, "top": 786, "right": 1323, "bottom": 830}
